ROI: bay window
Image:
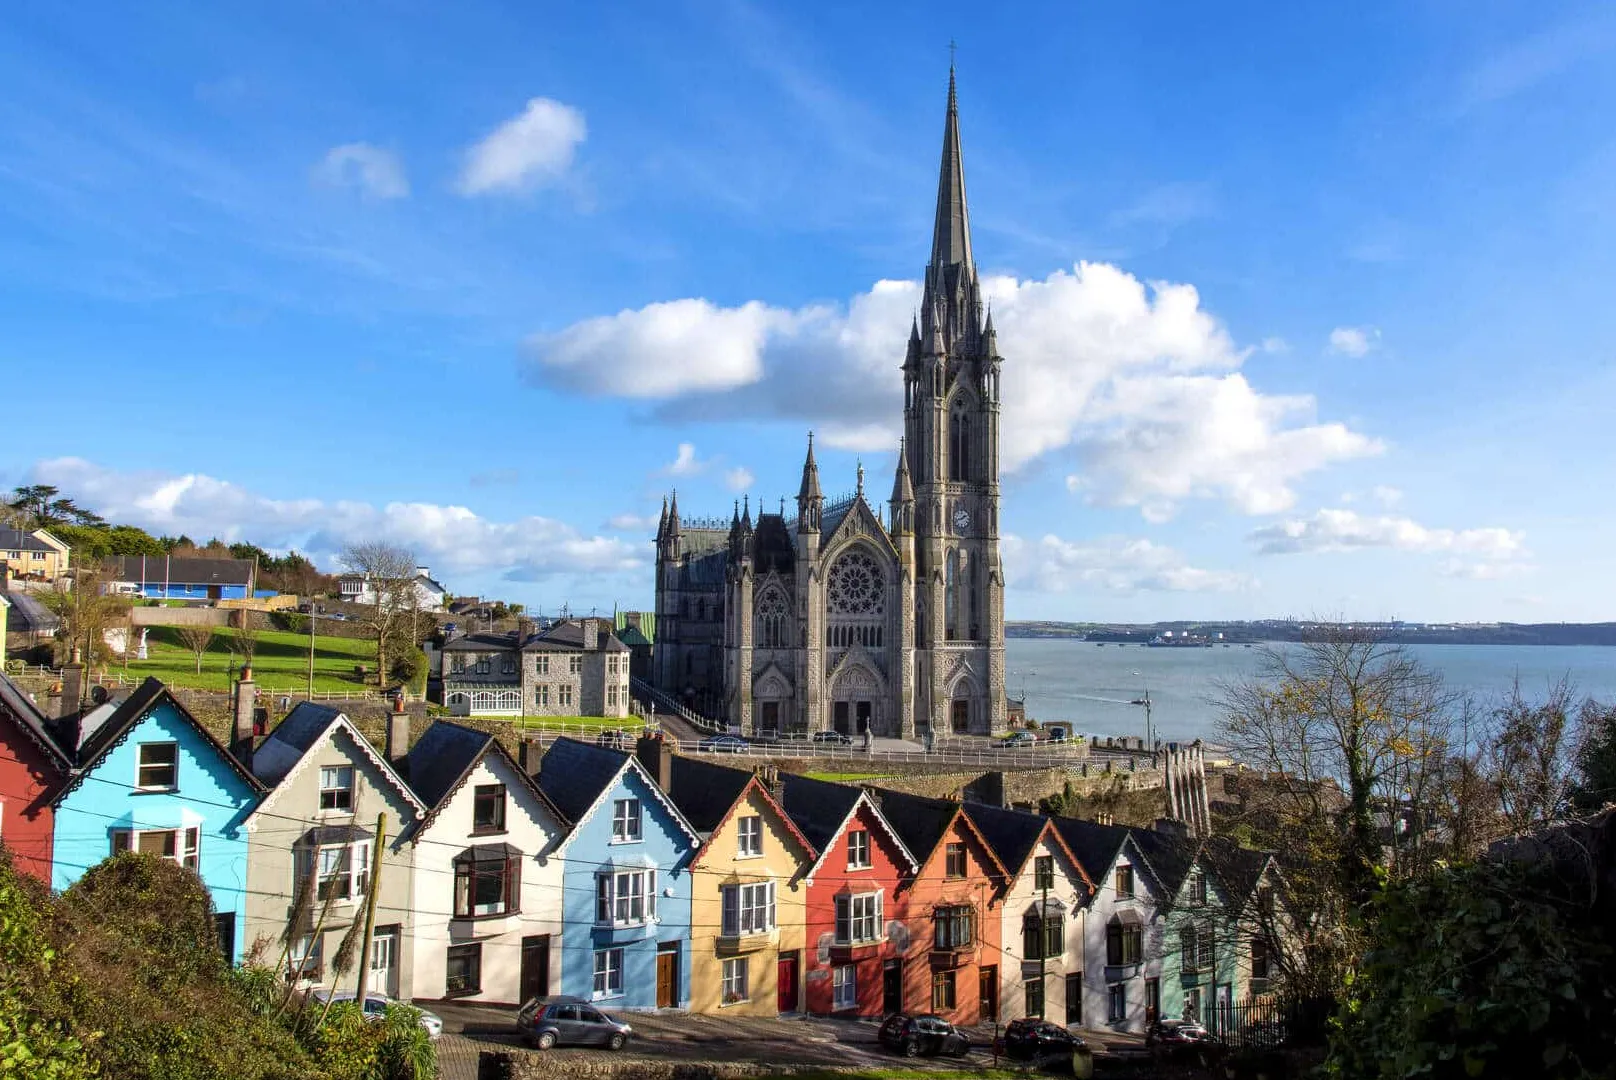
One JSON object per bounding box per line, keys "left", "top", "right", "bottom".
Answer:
{"left": 453, "top": 845, "right": 521, "bottom": 918}
{"left": 834, "top": 891, "right": 882, "bottom": 944}
{"left": 721, "top": 881, "right": 776, "bottom": 937}
{"left": 111, "top": 826, "right": 200, "bottom": 870}
{"left": 933, "top": 904, "right": 974, "bottom": 950}
{"left": 596, "top": 868, "right": 657, "bottom": 926}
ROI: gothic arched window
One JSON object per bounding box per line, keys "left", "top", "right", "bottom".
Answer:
{"left": 949, "top": 404, "right": 971, "bottom": 482}
{"left": 826, "top": 550, "right": 886, "bottom": 651}
{"left": 945, "top": 549, "right": 959, "bottom": 640}
{"left": 756, "top": 588, "right": 789, "bottom": 648}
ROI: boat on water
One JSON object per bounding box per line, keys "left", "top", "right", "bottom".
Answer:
{"left": 1148, "top": 633, "right": 1213, "bottom": 648}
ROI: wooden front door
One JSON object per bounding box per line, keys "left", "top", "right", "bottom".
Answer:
{"left": 882, "top": 959, "right": 903, "bottom": 1015}
{"left": 951, "top": 699, "right": 970, "bottom": 733}
{"left": 1145, "top": 977, "right": 1161, "bottom": 1026}
{"left": 834, "top": 701, "right": 850, "bottom": 735}
{"left": 656, "top": 948, "right": 678, "bottom": 1008}
{"left": 979, "top": 965, "right": 998, "bottom": 1022}
{"left": 776, "top": 952, "right": 799, "bottom": 1013}
{"left": 520, "top": 935, "right": 550, "bottom": 1004}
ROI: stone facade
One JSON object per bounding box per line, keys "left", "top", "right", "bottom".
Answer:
{"left": 653, "top": 71, "right": 1006, "bottom": 739}
{"left": 436, "top": 618, "right": 630, "bottom": 718}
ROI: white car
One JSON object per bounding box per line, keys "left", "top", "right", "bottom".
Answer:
{"left": 309, "top": 989, "right": 443, "bottom": 1039}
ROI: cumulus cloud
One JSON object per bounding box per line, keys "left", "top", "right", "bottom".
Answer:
{"left": 456, "top": 97, "right": 586, "bottom": 196}
{"left": 725, "top": 466, "right": 756, "bottom": 492}
{"left": 1249, "top": 508, "right": 1525, "bottom": 560}
{"left": 29, "top": 458, "right": 639, "bottom": 581}
{"left": 606, "top": 512, "right": 660, "bottom": 532}
{"left": 1329, "top": 326, "right": 1379, "bottom": 357}
{"left": 661, "top": 443, "right": 704, "bottom": 476}
{"left": 312, "top": 143, "right": 409, "bottom": 199}
{"left": 1004, "top": 533, "right": 1252, "bottom": 594}
{"left": 523, "top": 262, "right": 1379, "bottom": 519}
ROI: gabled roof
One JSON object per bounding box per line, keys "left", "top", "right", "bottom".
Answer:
{"left": 248, "top": 703, "right": 424, "bottom": 825}
{"left": 52, "top": 677, "right": 265, "bottom": 806}
{"left": 613, "top": 624, "right": 652, "bottom": 648}
{"left": 1201, "top": 835, "right": 1278, "bottom": 903}
{"left": 965, "top": 802, "right": 1090, "bottom": 888}
{"left": 1129, "top": 828, "right": 1199, "bottom": 898}
{"left": 536, "top": 737, "right": 700, "bottom": 851}
{"left": 405, "top": 720, "right": 568, "bottom": 839}
{"left": 661, "top": 756, "right": 815, "bottom": 860}
{"left": 0, "top": 671, "right": 72, "bottom": 772}
{"left": 108, "top": 555, "right": 255, "bottom": 586}
{"left": 0, "top": 528, "right": 57, "bottom": 553}
{"left": 820, "top": 496, "right": 897, "bottom": 558}
{"left": 1050, "top": 817, "right": 1161, "bottom": 895}
{"left": 777, "top": 773, "right": 917, "bottom": 880}
{"left": 873, "top": 787, "right": 1008, "bottom": 882}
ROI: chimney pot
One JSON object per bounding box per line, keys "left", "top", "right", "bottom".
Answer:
{"left": 232, "top": 666, "right": 257, "bottom": 769}
{"left": 59, "top": 664, "right": 84, "bottom": 720}
{"left": 386, "top": 704, "right": 411, "bottom": 773}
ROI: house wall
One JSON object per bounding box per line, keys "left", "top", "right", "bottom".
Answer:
{"left": 52, "top": 700, "right": 259, "bottom": 960}
{"left": 0, "top": 533, "right": 69, "bottom": 582}
{"left": 1081, "top": 841, "right": 1167, "bottom": 1035}
{"left": 137, "top": 583, "right": 252, "bottom": 601}
{"left": 1156, "top": 869, "right": 1242, "bottom": 1030}
{"left": 687, "top": 785, "right": 811, "bottom": 1016}
{"left": 995, "top": 835, "right": 1088, "bottom": 1025}
{"left": 243, "top": 727, "right": 419, "bottom": 993}
{"left": 556, "top": 764, "right": 693, "bottom": 1010}
{"left": 0, "top": 715, "right": 59, "bottom": 884}
{"left": 897, "top": 818, "right": 1002, "bottom": 1026}
{"left": 802, "top": 801, "right": 910, "bottom": 1016}
{"left": 411, "top": 754, "right": 565, "bottom": 1004}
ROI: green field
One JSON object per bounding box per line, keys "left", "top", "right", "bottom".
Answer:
{"left": 507, "top": 714, "right": 643, "bottom": 733}
{"left": 119, "top": 626, "right": 376, "bottom": 692}
{"left": 800, "top": 771, "right": 893, "bottom": 783}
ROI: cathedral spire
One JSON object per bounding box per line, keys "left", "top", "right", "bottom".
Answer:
{"left": 890, "top": 438, "right": 914, "bottom": 504}
{"left": 657, "top": 495, "right": 669, "bottom": 541}
{"left": 797, "top": 432, "right": 822, "bottom": 501}
{"left": 930, "top": 64, "right": 973, "bottom": 276}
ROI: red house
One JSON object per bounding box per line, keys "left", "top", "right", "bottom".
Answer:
{"left": 874, "top": 789, "right": 1009, "bottom": 1026}
{"left": 0, "top": 673, "right": 72, "bottom": 884}
{"left": 778, "top": 774, "right": 918, "bottom": 1016}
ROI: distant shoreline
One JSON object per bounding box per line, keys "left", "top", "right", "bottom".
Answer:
{"left": 1006, "top": 621, "right": 1616, "bottom": 647}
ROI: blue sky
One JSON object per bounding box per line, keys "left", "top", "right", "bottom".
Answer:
{"left": 3, "top": 1, "right": 1613, "bottom": 622}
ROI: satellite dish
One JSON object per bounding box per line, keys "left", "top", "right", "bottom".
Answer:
{"left": 90, "top": 685, "right": 110, "bottom": 705}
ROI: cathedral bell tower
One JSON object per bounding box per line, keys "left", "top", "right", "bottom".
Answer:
{"left": 904, "top": 65, "right": 1006, "bottom": 736}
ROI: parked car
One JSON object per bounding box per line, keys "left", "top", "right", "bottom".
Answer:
{"left": 1046, "top": 727, "right": 1069, "bottom": 743}
{"left": 699, "top": 734, "right": 749, "bottom": 753}
{"left": 998, "top": 731, "right": 1038, "bottom": 749}
{"left": 996, "top": 1018, "right": 1086, "bottom": 1060}
{"left": 308, "top": 989, "right": 443, "bottom": 1039}
{"left": 811, "top": 730, "right": 853, "bottom": 746}
{"left": 516, "top": 996, "right": 633, "bottom": 1051}
{"left": 596, "top": 729, "right": 628, "bottom": 750}
{"left": 1146, "top": 1017, "right": 1213, "bottom": 1057}
{"left": 878, "top": 1014, "right": 971, "bottom": 1058}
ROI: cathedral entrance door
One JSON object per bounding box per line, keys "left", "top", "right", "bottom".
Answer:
{"left": 834, "top": 701, "right": 850, "bottom": 736}
{"left": 951, "top": 699, "right": 970, "bottom": 734}
{"left": 856, "top": 701, "right": 872, "bottom": 734}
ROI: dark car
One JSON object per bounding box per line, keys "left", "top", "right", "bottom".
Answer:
{"left": 998, "top": 731, "right": 1037, "bottom": 749}
{"left": 997, "top": 1018, "right": 1085, "bottom": 1061}
{"left": 811, "top": 729, "right": 854, "bottom": 746}
{"left": 878, "top": 1014, "right": 971, "bottom": 1058}
{"left": 1146, "top": 1017, "right": 1213, "bottom": 1057}
{"left": 515, "top": 996, "right": 633, "bottom": 1051}
{"left": 699, "top": 734, "right": 749, "bottom": 753}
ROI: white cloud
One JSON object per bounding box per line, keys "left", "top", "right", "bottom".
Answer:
{"left": 523, "top": 262, "right": 1379, "bottom": 519}
{"left": 661, "top": 443, "right": 704, "bottom": 476}
{"left": 456, "top": 97, "right": 586, "bottom": 196}
{"left": 1328, "top": 326, "right": 1379, "bottom": 357}
{"left": 1371, "top": 485, "right": 1403, "bottom": 507}
{"left": 1249, "top": 508, "right": 1525, "bottom": 560}
{"left": 312, "top": 143, "right": 409, "bottom": 199}
{"left": 725, "top": 466, "right": 756, "bottom": 492}
{"left": 28, "top": 457, "right": 639, "bottom": 582}
{"left": 606, "top": 512, "right": 660, "bottom": 532}
{"left": 1004, "top": 533, "right": 1252, "bottom": 594}
{"left": 1260, "top": 336, "right": 1289, "bottom": 354}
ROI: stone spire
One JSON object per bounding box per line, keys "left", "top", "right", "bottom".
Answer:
{"left": 668, "top": 489, "right": 681, "bottom": 533}
{"left": 930, "top": 64, "right": 973, "bottom": 277}
{"left": 656, "top": 495, "right": 669, "bottom": 541}
{"left": 797, "top": 432, "right": 823, "bottom": 502}
{"left": 982, "top": 307, "right": 999, "bottom": 358}
{"left": 890, "top": 439, "right": 914, "bottom": 504}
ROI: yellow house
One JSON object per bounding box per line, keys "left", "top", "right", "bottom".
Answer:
{"left": 651, "top": 748, "right": 816, "bottom": 1016}
{"left": 0, "top": 529, "right": 70, "bottom": 583}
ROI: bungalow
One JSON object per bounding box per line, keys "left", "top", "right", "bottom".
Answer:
{"left": 0, "top": 672, "right": 73, "bottom": 883}
{"left": 404, "top": 722, "right": 569, "bottom": 1005}
{"left": 0, "top": 527, "right": 70, "bottom": 583}
{"left": 966, "top": 803, "right": 1095, "bottom": 1026}
{"left": 872, "top": 789, "right": 1008, "bottom": 1026}
{"left": 107, "top": 555, "right": 257, "bottom": 601}
{"left": 650, "top": 745, "right": 816, "bottom": 1016}
{"left": 242, "top": 699, "right": 425, "bottom": 996}
{"left": 50, "top": 677, "right": 264, "bottom": 960}
{"left": 1053, "top": 818, "right": 1170, "bottom": 1034}
{"left": 776, "top": 774, "right": 917, "bottom": 1017}
{"left": 535, "top": 737, "right": 700, "bottom": 1010}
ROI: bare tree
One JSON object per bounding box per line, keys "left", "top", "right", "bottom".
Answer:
{"left": 175, "top": 624, "right": 217, "bottom": 675}
{"left": 341, "top": 542, "right": 420, "bottom": 687}
{"left": 39, "top": 565, "right": 131, "bottom": 671}
{"left": 231, "top": 617, "right": 261, "bottom": 669}
{"left": 1488, "top": 677, "right": 1579, "bottom": 834}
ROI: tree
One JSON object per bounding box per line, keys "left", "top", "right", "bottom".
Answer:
{"left": 1571, "top": 699, "right": 1616, "bottom": 812}
{"left": 1488, "top": 678, "right": 1580, "bottom": 834}
{"left": 232, "top": 619, "right": 260, "bottom": 669}
{"left": 39, "top": 567, "right": 131, "bottom": 673}
{"left": 175, "top": 625, "right": 217, "bottom": 675}
{"left": 5, "top": 485, "right": 105, "bottom": 530}
{"left": 341, "top": 542, "right": 420, "bottom": 687}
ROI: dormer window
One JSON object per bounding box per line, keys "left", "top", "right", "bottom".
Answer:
{"left": 847, "top": 829, "right": 871, "bottom": 869}
{"left": 473, "top": 784, "right": 507, "bottom": 834}
{"left": 319, "top": 766, "right": 354, "bottom": 811}
{"left": 1115, "top": 864, "right": 1135, "bottom": 899}
{"left": 612, "top": 799, "right": 642, "bottom": 842}
{"left": 136, "top": 743, "right": 178, "bottom": 791}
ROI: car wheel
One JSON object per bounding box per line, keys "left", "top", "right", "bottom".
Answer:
{"left": 536, "top": 1031, "right": 557, "bottom": 1051}
{"left": 609, "top": 1033, "right": 627, "bottom": 1051}
{"left": 904, "top": 1040, "right": 920, "bottom": 1058}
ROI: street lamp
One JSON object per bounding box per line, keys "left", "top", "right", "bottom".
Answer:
{"left": 1129, "top": 670, "right": 1153, "bottom": 747}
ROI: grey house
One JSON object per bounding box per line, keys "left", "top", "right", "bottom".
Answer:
{"left": 435, "top": 618, "right": 630, "bottom": 718}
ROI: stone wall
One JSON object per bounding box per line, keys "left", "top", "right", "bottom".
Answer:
{"left": 489, "top": 1050, "right": 890, "bottom": 1080}
{"left": 768, "top": 756, "right": 1167, "bottom": 812}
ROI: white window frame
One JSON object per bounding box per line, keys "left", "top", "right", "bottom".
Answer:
{"left": 721, "top": 957, "right": 749, "bottom": 1004}
{"left": 612, "top": 798, "right": 642, "bottom": 842}
{"left": 314, "top": 841, "right": 371, "bottom": 903}
{"left": 318, "top": 766, "right": 354, "bottom": 811}
{"left": 595, "top": 869, "right": 657, "bottom": 927}
{"left": 592, "top": 948, "right": 624, "bottom": 999}
{"left": 136, "top": 742, "right": 179, "bottom": 791}
{"left": 847, "top": 829, "right": 871, "bottom": 869}
{"left": 112, "top": 826, "right": 200, "bottom": 869}
{"left": 834, "top": 891, "right": 883, "bottom": 944}
{"left": 287, "top": 933, "right": 322, "bottom": 983}
{"left": 832, "top": 964, "right": 856, "bottom": 1010}
{"left": 721, "top": 881, "right": 776, "bottom": 937}
{"left": 535, "top": 654, "right": 549, "bottom": 675}
{"left": 737, "top": 815, "right": 763, "bottom": 858}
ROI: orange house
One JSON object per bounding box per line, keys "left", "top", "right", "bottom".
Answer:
{"left": 873, "top": 789, "right": 1008, "bottom": 1026}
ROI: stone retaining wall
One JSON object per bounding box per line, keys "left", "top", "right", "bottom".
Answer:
{"left": 486, "top": 1051, "right": 879, "bottom": 1080}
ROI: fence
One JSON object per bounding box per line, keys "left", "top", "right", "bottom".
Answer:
{"left": 1195, "top": 996, "right": 1332, "bottom": 1051}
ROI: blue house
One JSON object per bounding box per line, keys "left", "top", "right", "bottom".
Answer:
{"left": 50, "top": 678, "right": 264, "bottom": 960}
{"left": 535, "top": 736, "right": 700, "bottom": 1010}
{"left": 106, "top": 555, "right": 258, "bottom": 601}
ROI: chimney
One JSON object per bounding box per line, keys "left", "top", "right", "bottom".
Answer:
{"left": 624, "top": 611, "right": 642, "bottom": 631}
{"left": 636, "top": 732, "right": 672, "bottom": 791}
{"left": 518, "top": 737, "right": 534, "bottom": 775}
{"left": 387, "top": 696, "right": 411, "bottom": 777}
{"left": 59, "top": 661, "right": 84, "bottom": 720}
{"left": 232, "top": 665, "right": 257, "bottom": 769}
{"left": 582, "top": 619, "right": 599, "bottom": 650}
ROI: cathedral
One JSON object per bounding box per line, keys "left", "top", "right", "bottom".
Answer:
{"left": 653, "top": 69, "right": 1006, "bottom": 739}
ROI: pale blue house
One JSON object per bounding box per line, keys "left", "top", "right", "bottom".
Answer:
{"left": 535, "top": 736, "right": 699, "bottom": 1010}
{"left": 50, "top": 678, "right": 264, "bottom": 960}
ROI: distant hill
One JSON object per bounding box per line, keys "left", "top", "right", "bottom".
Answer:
{"left": 1006, "top": 621, "right": 1616, "bottom": 647}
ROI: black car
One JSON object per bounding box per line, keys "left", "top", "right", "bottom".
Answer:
{"left": 997, "top": 1018, "right": 1085, "bottom": 1060}
{"left": 878, "top": 1014, "right": 971, "bottom": 1058}
{"left": 515, "top": 996, "right": 633, "bottom": 1051}
{"left": 811, "top": 730, "right": 853, "bottom": 746}
{"left": 699, "top": 734, "right": 749, "bottom": 753}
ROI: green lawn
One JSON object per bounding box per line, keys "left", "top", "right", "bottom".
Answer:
{"left": 118, "top": 626, "right": 376, "bottom": 693}
{"left": 506, "top": 714, "right": 642, "bottom": 733}
{"left": 800, "top": 771, "right": 893, "bottom": 783}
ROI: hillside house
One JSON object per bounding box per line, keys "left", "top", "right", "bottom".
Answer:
{"left": 107, "top": 554, "right": 258, "bottom": 601}
{"left": 0, "top": 528, "right": 70, "bottom": 583}
{"left": 435, "top": 619, "right": 630, "bottom": 718}
{"left": 339, "top": 567, "right": 447, "bottom": 612}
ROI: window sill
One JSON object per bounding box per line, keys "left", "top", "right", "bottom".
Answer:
{"left": 734, "top": 852, "right": 763, "bottom": 861}
{"left": 444, "top": 985, "right": 484, "bottom": 999}
{"left": 719, "top": 997, "right": 751, "bottom": 1008}
{"left": 609, "top": 839, "right": 645, "bottom": 846}
{"left": 452, "top": 909, "right": 521, "bottom": 923}
{"left": 131, "top": 787, "right": 178, "bottom": 796}
{"left": 845, "top": 864, "right": 872, "bottom": 873}
{"left": 468, "top": 828, "right": 508, "bottom": 838}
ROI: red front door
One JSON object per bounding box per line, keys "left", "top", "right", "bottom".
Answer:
{"left": 777, "top": 953, "right": 799, "bottom": 1013}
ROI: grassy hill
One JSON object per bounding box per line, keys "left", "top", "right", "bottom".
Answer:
{"left": 120, "top": 626, "right": 376, "bottom": 693}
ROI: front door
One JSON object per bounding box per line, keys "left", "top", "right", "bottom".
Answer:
{"left": 520, "top": 935, "right": 550, "bottom": 1003}
{"left": 1145, "top": 976, "right": 1160, "bottom": 1027}
{"left": 777, "top": 952, "right": 799, "bottom": 1013}
{"left": 761, "top": 701, "right": 780, "bottom": 734}
{"left": 213, "top": 912, "right": 236, "bottom": 960}
{"left": 656, "top": 947, "right": 679, "bottom": 1008}
{"left": 834, "top": 701, "right": 850, "bottom": 735}
{"left": 979, "top": 965, "right": 998, "bottom": 1022}
{"left": 1066, "top": 973, "right": 1083, "bottom": 1025}
{"left": 369, "top": 925, "right": 400, "bottom": 999}
{"left": 855, "top": 701, "right": 872, "bottom": 734}
{"left": 951, "top": 699, "right": 970, "bottom": 733}
{"left": 882, "top": 959, "right": 903, "bottom": 1015}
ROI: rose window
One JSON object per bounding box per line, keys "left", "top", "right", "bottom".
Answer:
{"left": 827, "top": 552, "right": 885, "bottom": 615}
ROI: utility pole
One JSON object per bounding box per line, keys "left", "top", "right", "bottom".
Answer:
{"left": 352, "top": 812, "right": 388, "bottom": 1002}
{"left": 1037, "top": 872, "right": 1049, "bottom": 1020}
{"left": 307, "top": 609, "right": 316, "bottom": 701}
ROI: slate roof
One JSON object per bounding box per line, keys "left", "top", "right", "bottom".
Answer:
{"left": 614, "top": 624, "right": 651, "bottom": 648}
{"left": 776, "top": 773, "right": 865, "bottom": 855}
{"left": 965, "top": 802, "right": 1052, "bottom": 878}
{"left": 108, "top": 555, "right": 255, "bottom": 586}
{"left": 1050, "top": 817, "right": 1138, "bottom": 885}
{"left": 0, "top": 590, "right": 60, "bottom": 632}
{"left": 871, "top": 787, "right": 960, "bottom": 864}
{"left": 1129, "top": 827, "right": 1199, "bottom": 897}
{"left": 256, "top": 702, "right": 344, "bottom": 773}
{"left": 0, "top": 671, "right": 72, "bottom": 770}
{"left": 405, "top": 720, "right": 567, "bottom": 834}
{"left": 441, "top": 631, "right": 519, "bottom": 652}
{"left": 534, "top": 737, "right": 634, "bottom": 823}
{"left": 1201, "top": 835, "right": 1275, "bottom": 901}
{"left": 0, "top": 528, "right": 56, "bottom": 553}
{"left": 663, "top": 755, "right": 756, "bottom": 837}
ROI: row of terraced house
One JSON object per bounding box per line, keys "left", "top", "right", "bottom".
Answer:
{"left": 0, "top": 667, "right": 1290, "bottom": 1035}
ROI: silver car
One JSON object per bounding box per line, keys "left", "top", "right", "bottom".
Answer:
{"left": 516, "top": 996, "right": 632, "bottom": 1051}
{"left": 309, "top": 989, "right": 443, "bottom": 1039}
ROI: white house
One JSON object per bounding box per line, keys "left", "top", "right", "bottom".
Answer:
{"left": 404, "top": 722, "right": 568, "bottom": 1005}
{"left": 1054, "top": 818, "right": 1170, "bottom": 1034}
{"left": 339, "top": 566, "right": 448, "bottom": 613}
